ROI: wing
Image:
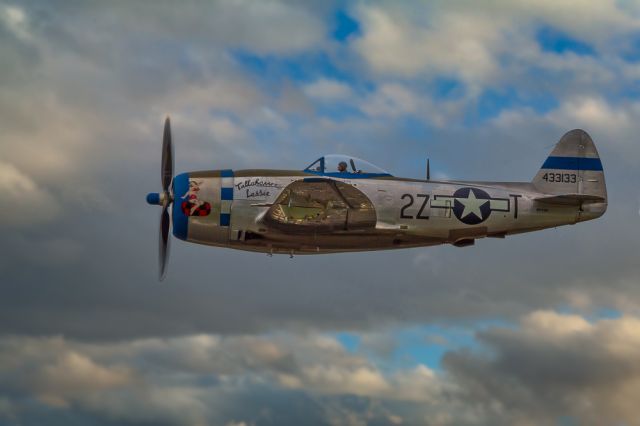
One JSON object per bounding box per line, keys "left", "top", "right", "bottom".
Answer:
{"left": 261, "top": 178, "right": 377, "bottom": 234}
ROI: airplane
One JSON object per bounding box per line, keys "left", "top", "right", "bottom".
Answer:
{"left": 147, "top": 117, "right": 607, "bottom": 280}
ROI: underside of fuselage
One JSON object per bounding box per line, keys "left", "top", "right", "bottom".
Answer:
{"left": 224, "top": 233, "right": 444, "bottom": 255}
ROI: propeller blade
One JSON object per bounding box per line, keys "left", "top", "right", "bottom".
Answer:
{"left": 161, "top": 116, "right": 174, "bottom": 192}
{"left": 159, "top": 204, "right": 171, "bottom": 281}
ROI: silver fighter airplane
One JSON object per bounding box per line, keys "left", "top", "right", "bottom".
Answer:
{"left": 147, "top": 118, "right": 607, "bottom": 280}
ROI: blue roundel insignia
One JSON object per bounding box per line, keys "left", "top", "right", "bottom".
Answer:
{"left": 452, "top": 187, "right": 492, "bottom": 225}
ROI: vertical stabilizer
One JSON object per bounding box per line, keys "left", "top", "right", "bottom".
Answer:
{"left": 532, "top": 129, "right": 606, "bottom": 201}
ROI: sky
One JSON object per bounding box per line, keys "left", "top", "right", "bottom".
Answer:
{"left": 1, "top": 1, "right": 640, "bottom": 425}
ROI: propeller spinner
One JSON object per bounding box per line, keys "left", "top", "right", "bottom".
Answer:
{"left": 146, "top": 117, "right": 174, "bottom": 280}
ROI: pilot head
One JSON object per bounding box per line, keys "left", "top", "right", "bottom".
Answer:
{"left": 338, "top": 161, "right": 348, "bottom": 172}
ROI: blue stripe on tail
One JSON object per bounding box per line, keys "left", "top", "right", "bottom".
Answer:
{"left": 541, "top": 156, "right": 603, "bottom": 171}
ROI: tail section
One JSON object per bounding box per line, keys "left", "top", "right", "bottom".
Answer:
{"left": 532, "top": 129, "right": 607, "bottom": 220}
{"left": 533, "top": 129, "right": 606, "bottom": 197}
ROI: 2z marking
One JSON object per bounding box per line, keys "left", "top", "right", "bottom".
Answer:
{"left": 400, "top": 194, "right": 413, "bottom": 218}
{"left": 400, "top": 194, "right": 430, "bottom": 219}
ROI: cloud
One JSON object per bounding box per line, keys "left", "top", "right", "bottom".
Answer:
{"left": 0, "top": 336, "right": 132, "bottom": 408}
{"left": 303, "top": 79, "right": 354, "bottom": 101}
{"left": 444, "top": 311, "right": 640, "bottom": 425}
{"left": 0, "top": 161, "right": 60, "bottom": 227}
{"left": 4, "top": 312, "right": 640, "bottom": 425}
{"left": 360, "top": 83, "right": 421, "bottom": 117}
{"left": 34, "top": 1, "right": 327, "bottom": 55}
{"left": 549, "top": 96, "right": 636, "bottom": 134}
{"left": 0, "top": 333, "right": 447, "bottom": 425}
{"left": 0, "top": 0, "right": 326, "bottom": 186}
{"left": 35, "top": 352, "right": 131, "bottom": 407}
{"left": 358, "top": 83, "right": 461, "bottom": 126}
{"left": 208, "top": 116, "right": 250, "bottom": 144}
{"left": 2, "top": 2, "right": 640, "bottom": 424}
{"left": 350, "top": 1, "right": 640, "bottom": 93}
{"left": 1, "top": 4, "right": 32, "bottom": 42}
{"left": 491, "top": 96, "right": 640, "bottom": 164}
{"left": 352, "top": 4, "right": 501, "bottom": 88}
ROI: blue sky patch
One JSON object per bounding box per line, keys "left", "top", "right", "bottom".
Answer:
{"left": 334, "top": 332, "right": 360, "bottom": 352}
{"left": 334, "top": 321, "right": 514, "bottom": 372}
{"left": 333, "top": 9, "right": 360, "bottom": 42}
{"left": 621, "top": 34, "right": 640, "bottom": 62}
{"left": 536, "top": 26, "right": 596, "bottom": 56}
{"left": 232, "top": 49, "right": 356, "bottom": 87}
{"left": 465, "top": 87, "right": 559, "bottom": 125}
{"left": 432, "top": 77, "right": 466, "bottom": 100}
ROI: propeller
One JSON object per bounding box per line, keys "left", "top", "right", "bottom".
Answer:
{"left": 146, "top": 117, "right": 174, "bottom": 281}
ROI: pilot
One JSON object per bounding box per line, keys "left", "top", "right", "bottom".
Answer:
{"left": 337, "top": 161, "right": 348, "bottom": 172}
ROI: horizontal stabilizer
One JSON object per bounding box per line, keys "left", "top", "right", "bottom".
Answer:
{"left": 534, "top": 193, "right": 606, "bottom": 206}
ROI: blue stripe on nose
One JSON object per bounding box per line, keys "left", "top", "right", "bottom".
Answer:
{"left": 220, "top": 170, "right": 234, "bottom": 227}
{"left": 172, "top": 173, "right": 190, "bottom": 240}
{"left": 221, "top": 187, "right": 233, "bottom": 200}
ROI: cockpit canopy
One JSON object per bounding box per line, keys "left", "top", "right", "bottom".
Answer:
{"left": 304, "top": 154, "right": 392, "bottom": 177}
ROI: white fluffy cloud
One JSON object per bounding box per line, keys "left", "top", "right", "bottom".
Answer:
{"left": 445, "top": 311, "right": 640, "bottom": 425}
{"left": 351, "top": 0, "right": 640, "bottom": 91}
{"left": 0, "top": 333, "right": 448, "bottom": 425}
{"left": 4, "top": 312, "right": 640, "bottom": 425}
{"left": 491, "top": 95, "right": 640, "bottom": 164}
{"left": 353, "top": 4, "right": 501, "bottom": 87}
{"left": 358, "top": 83, "right": 460, "bottom": 126}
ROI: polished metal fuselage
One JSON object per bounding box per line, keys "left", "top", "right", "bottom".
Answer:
{"left": 173, "top": 170, "right": 606, "bottom": 255}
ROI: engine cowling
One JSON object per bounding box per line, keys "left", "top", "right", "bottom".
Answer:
{"left": 172, "top": 171, "right": 234, "bottom": 245}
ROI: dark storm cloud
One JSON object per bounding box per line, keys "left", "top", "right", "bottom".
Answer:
{"left": 1, "top": 0, "right": 640, "bottom": 342}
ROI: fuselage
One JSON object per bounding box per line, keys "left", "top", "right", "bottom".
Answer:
{"left": 170, "top": 169, "right": 607, "bottom": 255}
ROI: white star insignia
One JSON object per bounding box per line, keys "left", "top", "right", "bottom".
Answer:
{"left": 458, "top": 190, "right": 489, "bottom": 219}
